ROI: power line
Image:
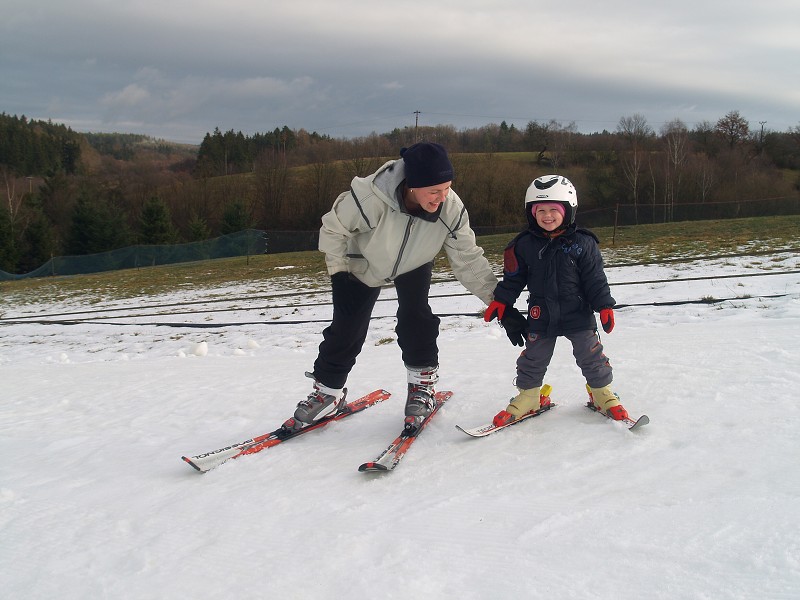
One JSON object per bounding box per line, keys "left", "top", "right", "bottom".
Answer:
{"left": 3, "top": 269, "right": 797, "bottom": 328}
{"left": 2, "top": 292, "right": 793, "bottom": 329}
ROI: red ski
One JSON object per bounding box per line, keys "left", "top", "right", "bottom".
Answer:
{"left": 358, "top": 391, "right": 453, "bottom": 473}
{"left": 182, "top": 389, "right": 390, "bottom": 473}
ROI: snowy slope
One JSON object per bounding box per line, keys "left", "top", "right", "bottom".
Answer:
{"left": 1, "top": 254, "right": 799, "bottom": 600}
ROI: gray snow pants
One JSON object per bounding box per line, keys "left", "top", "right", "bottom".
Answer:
{"left": 515, "top": 329, "right": 613, "bottom": 390}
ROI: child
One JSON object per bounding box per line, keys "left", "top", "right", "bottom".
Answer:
{"left": 484, "top": 175, "right": 628, "bottom": 426}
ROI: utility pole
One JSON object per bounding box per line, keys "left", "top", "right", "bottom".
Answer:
{"left": 759, "top": 121, "right": 767, "bottom": 154}
{"left": 414, "top": 110, "right": 421, "bottom": 143}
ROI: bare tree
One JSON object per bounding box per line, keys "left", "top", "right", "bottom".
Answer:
{"left": 661, "top": 119, "right": 689, "bottom": 221}
{"left": 303, "top": 142, "right": 339, "bottom": 227}
{"left": 524, "top": 121, "right": 552, "bottom": 166}
{"left": 549, "top": 120, "right": 577, "bottom": 169}
{"left": 693, "top": 153, "right": 716, "bottom": 203}
{"left": 254, "top": 148, "right": 289, "bottom": 228}
{"left": 790, "top": 123, "right": 800, "bottom": 143}
{"left": 2, "top": 167, "right": 27, "bottom": 248}
{"left": 715, "top": 110, "right": 750, "bottom": 149}
{"left": 344, "top": 156, "right": 383, "bottom": 180}
{"left": 617, "top": 114, "right": 652, "bottom": 223}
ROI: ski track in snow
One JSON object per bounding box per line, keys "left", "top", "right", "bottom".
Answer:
{"left": 1, "top": 253, "right": 800, "bottom": 599}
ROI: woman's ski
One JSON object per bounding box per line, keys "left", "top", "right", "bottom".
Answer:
{"left": 181, "top": 388, "right": 390, "bottom": 473}
{"left": 358, "top": 391, "right": 453, "bottom": 473}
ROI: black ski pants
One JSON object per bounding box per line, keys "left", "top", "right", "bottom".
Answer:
{"left": 312, "top": 262, "right": 440, "bottom": 389}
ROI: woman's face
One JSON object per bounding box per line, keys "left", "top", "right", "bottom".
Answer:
{"left": 407, "top": 182, "right": 452, "bottom": 213}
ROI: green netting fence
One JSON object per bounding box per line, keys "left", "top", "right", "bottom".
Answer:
{"left": 0, "top": 229, "right": 320, "bottom": 281}
{"left": 3, "top": 196, "right": 798, "bottom": 281}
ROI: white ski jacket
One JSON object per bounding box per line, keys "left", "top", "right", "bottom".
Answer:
{"left": 318, "top": 158, "right": 497, "bottom": 305}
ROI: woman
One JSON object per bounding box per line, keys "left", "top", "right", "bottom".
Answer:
{"left": 286, "top": 142, "right": 497, "bottom": 432}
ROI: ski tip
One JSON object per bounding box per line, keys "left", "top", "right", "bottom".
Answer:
{"left": 358, "top": 462, "right": 388, "bottom": 473}
{"left": 454, "top": 424, "right": 488, "bottom": 438}
{"left": 181, "top": 456, "right": 205, "bottom": 473}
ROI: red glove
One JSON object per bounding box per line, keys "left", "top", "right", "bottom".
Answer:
{"left": 484, "top": 300, "right": 506, "bottom": 322}
{"left": 600, "top": 308, "right": 615, "bottom": 333}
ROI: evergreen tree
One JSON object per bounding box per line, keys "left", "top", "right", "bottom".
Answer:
{"left": 139, "top": 196, "right": 178, "bottom": 244}
{"left": 0, "top": 203, "right": 16, "bottom": 272}
{"left": 187, "top": 214, "right": 212, "bottom": 242}
{"left": 220, "top": 200, "right": 251, "bottom": 234}
{"left": 61, "top": 139, "right": 81, "bottom": 175}
{"left": 66, "top": 190, "right": 131, "bottom": 255}
{"left": 17, "top": 211, "right": 56, "bottom": 273}
{"left": 0, "top": 113, "right": 82, "bottom": 176}
{"left": 195, "top": 128, "right": 226, "bottom": 177}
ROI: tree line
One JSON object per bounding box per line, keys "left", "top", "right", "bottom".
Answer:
{"left": 1, "top": 110, "right": 799, "bottom": 275}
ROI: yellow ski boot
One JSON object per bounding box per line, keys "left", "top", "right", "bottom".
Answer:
{"left": 493, "top": 384, "right": 552, "bottom": 427}
{"left": 587, "top": 383, "right": 629, "bottom": 421}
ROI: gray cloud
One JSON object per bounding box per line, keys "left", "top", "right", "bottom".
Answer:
{"left": 2, "top": 0, "right": 797, "bottom": 143}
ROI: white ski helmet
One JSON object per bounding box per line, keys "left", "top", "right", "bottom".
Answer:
{"left": 524, "top": 175, "right": 578, "bottom": 228}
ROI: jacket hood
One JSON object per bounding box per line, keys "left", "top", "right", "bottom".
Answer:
{"left": 364, "top": 158, "right": 443, "bottom": 221}
{"left": 362, "top": 159, "right": 406, "bottom": 210}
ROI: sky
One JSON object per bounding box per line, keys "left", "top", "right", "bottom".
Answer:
{"left": 2, "top": 0, "right": 798, "bottom": 145}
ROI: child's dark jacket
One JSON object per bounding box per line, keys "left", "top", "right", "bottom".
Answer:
{"left": 492, "top": 223, "right": 615, "bottom": 337}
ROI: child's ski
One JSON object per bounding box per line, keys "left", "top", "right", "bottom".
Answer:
{"left": 455, "top": 384, "right": 555, "bottom": 438}
{"left": 586, "top": 402, "right": 650, "bottom": 430}
{"left": 585, "top": 384, "right": 649, "bottom": 430}
{"left": 456, "top": 404, "right": 555, "bottom": 437}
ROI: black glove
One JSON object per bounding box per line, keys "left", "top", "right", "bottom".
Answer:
{"left": 500, "top": 305, "right": 528, "bottom": 347}
{"left": 485, "top": 300, "right": 528, "bottom": 347}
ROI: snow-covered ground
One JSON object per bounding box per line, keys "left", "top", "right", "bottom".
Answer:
{"left": 2, "top": 252, "right": 799, "bottom": 599}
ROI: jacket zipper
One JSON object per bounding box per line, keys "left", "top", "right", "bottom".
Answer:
{"left": 387, "top": 216, "right": 414, "bottom": 281}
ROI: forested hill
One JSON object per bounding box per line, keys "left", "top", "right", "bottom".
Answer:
{"left": 1, "top": 111, "right": 799, "bottom": 276}
{"left": 0, "top": 113, "right": 84, "bottom": 175}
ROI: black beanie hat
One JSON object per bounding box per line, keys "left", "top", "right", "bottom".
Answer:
{"left": 400, "top": 142, "right": 454, "bottom": 188}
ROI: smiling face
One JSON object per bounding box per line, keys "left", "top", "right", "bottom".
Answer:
{"left": 406, "top": 182, "right": 452, "bottom": 213}
{"left": 533, "top": 204, "right": 564, "bottom": 231}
